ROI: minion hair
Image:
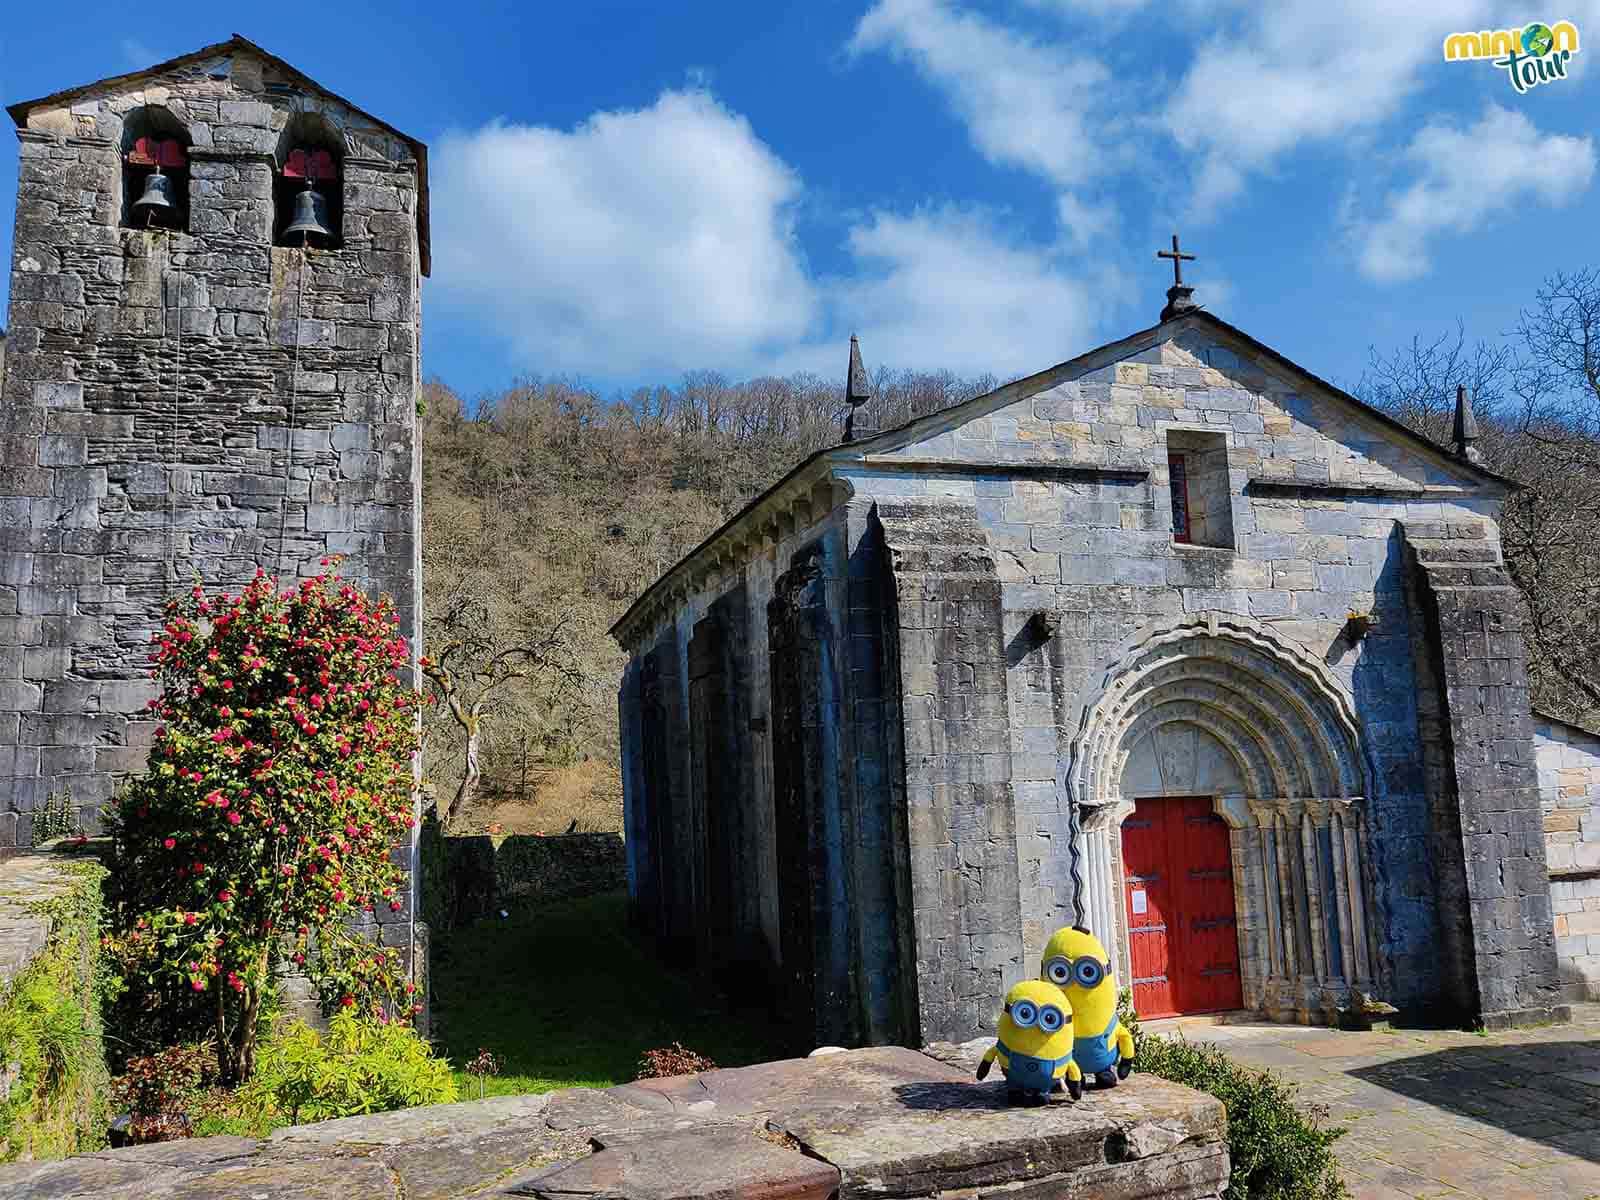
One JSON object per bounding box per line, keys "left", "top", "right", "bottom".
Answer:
{"left": 1072, "top": 925, "right": 1092, "bottom": 934}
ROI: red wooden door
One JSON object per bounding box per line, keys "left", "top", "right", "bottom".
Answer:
{"left": 1121, "top": 796, "right": 1242, "bottom": 1018}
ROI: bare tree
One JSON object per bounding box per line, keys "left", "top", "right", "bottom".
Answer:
{"left": 1361, "top": 269, "right": 1600, "bottom": 725}
{"left": 421, "top": 596, "right": 581, "bottom": 825}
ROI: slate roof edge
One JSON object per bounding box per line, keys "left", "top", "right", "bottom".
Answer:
{"left": 1532, "top": 708, "right": 1600, "bottom": 741}
{"left": 6, "top": 34, "right": 432, "bottom": 276}
{"left": 608, "top": 309, "right": 1518, "bottom": 648}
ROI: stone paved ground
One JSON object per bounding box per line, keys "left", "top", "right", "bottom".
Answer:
{"left": 1147, "top": 1005, "right": 1600, "bottom": 1200}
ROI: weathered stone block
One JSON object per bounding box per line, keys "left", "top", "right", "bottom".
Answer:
{"left": 32, "top": 382, "right": 83, "bottom": 410}
{"left": 37, "top": 435, "right": 84, "bottom": 466}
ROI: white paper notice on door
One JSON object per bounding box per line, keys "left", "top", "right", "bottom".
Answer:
{"left": 1131, "top": 889, "right": 1148, "bottom": 915}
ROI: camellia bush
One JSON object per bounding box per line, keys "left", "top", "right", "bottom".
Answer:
{"left": 104, "top": 564, "right": 422, "bottom": 1083}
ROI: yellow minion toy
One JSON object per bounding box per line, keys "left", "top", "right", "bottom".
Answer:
{"left": 1040, "top": 925, "right": 1135, "bottom": 1088}
{"left": 976, "top": 979, "right": 1083, "bottom": 1102}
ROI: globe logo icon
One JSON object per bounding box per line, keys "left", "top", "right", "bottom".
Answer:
{"left": 1522, "top": 22, "right": 1555, "bottom": 55}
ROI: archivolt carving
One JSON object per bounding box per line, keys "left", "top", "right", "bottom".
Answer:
{"left": 1065, "top": 613, "right": 1372, "bottom": 809}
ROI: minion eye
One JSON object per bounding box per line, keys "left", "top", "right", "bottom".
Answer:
{"left": 1011, "top": 1000, "right": 1038, "bottom": 1028}
{"left": 1045, "top": 957, "right": 1071, "bottom": 985}
{"left": 1038, "top": 1005, "right": 1064, "bottom": 1032}
{"left": 1074, "top": 959, "right": 1104, "bottom": 987}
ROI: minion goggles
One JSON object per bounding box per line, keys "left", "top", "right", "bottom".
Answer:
{"left": 1044, "top": 954, "right": 1111, "bottom": 989}
{"left": 1003, "top": 998, "right": 1070, "bottom": 1032}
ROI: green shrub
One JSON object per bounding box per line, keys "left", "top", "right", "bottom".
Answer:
{"left": 240, "top": 1012, "right": 457, "bottom": 1126}
{"left": 1132, "top": 1030, "right": 1346, "bottom": 1200}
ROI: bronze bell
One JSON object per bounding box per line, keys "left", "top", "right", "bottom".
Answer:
{"left": 133, "top": 169, "right": 175, "bottom": 223}
{"left": 284, "top": 179, "right": 334, "bottom": 244}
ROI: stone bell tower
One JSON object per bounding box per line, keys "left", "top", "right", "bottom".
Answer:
{"left": 0, "top": 37, "right": 427, "bottom": 865}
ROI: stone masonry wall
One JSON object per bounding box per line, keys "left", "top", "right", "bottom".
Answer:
{"left": 873, "top": 497, "right": 1025, "bottom": 1044}
{"left": 1536, "top": 715, "right": 1600, "bottom": 1001}
{"left": 1, "top": 46, "right": 423, "bottom": 870}
{"left": 1403, "top": 526, "right": 1563, "bottom": 1027}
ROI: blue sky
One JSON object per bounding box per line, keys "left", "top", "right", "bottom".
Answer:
{"left": 1, "top": 1, "right": 1596, "bottom": 401}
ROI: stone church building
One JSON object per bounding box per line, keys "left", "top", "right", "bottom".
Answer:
{"left": 613, "top": 278, "right": 1600, "bottom": 1048}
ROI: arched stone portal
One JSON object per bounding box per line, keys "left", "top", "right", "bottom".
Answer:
{"left": 1064, "top": 614, "right": 1379, "bottom": 1023}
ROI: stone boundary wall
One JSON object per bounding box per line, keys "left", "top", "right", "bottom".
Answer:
{"left": 418, "top": 817, "right": 624, "bottom": 930}
{"left": 0, "top": 848, "right": 110, "bottom": 1162}
{"left": 1535, "top": 714, "right": 1600, "bottom": 1002}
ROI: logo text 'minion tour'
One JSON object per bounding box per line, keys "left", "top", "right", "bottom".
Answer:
{"left": 1443, "top": 21, "right": 1580, "bottom": 93}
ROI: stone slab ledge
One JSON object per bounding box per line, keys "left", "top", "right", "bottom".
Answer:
{"left": 0, "top": 1046, "right": 1228, "bottom": 1200}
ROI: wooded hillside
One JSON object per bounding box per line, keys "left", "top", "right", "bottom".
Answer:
{"left": 418, "top": 269, "right": 1600, "bottom": 831}
{"left": 418, "top": 366, "right": 996, "bottom": 830}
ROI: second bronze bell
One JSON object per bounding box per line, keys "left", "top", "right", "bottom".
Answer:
{"left": 284, "top": 179, "right": 334, "bottom": 243}
{"left": 133, "top": 169, "right": 176, "bottom": 223}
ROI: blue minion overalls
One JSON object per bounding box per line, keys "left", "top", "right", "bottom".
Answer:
{"left": 999, "top": 1043, "right": 1072, "bottom": 1097}
{"left": 1073, "top": 1025, "right": 1119, "bottom": 1075}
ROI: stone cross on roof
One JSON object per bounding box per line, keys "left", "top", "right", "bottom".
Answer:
{"left": 1157, "top": 233, "right": 1199, "bottom": 322}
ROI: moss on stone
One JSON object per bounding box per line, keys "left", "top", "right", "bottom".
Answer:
{"left": 0, "top": 857, "right": 110, "bottom": 1162}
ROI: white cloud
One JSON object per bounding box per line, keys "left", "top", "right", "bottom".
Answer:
{"left": 1165, "top": 0, "right": 1491, "bottom": 213}
{"left": 428, "top": 90, "right": 817, "bottom": 376}
{"left": 849, "top": 0, "right": 1123, "bottom": 189}
{"left": 1018, "top": 0, "right": 1156, "bottom": 21}
{"left": 790, "top": 208, "right": 1117, "bottom": 378}
{"left": 1349, "top": 104, "right": 1595, "bottom": 283}
{"left": 121, "top": 38, "right": 159, "bottom": 69}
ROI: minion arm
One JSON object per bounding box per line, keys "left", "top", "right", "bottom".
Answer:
{"left": 976, "top": 1043, "right": 1001, "bottom": 1080}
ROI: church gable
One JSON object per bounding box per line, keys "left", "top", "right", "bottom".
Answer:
{"left": 860, "top": 315, "right": 1497, "bottom": 496}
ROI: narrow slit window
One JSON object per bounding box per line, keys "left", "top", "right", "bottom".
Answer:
{"left": 1168, "top": 453, "right": 1191, "bottom": 543}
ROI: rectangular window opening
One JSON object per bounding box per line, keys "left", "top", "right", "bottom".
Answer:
{"left": 1164, "top": 430, "right": 1234, "bottom": 550}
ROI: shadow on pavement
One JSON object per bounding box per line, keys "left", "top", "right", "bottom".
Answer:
{"left": 1348, "top": 1038, "right": 1600, "bottom": 1163}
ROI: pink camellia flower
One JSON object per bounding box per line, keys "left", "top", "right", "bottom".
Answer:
{"left": 205, "top": 790, "right": 222, "bottom": 805}
{"left": 192, "top": 979, "right": 206, "bottom": 991}
{"left": 228, "top": 811, "right": 242, "bottom": 826}
{"left": 163, "top": 837, "right": 176, "bottom": 850}
{"left": 184, "top": 913, "right": 197, "bottom": 925}
{"left": 217, "top": 890, "right": 231, "bottom": 903}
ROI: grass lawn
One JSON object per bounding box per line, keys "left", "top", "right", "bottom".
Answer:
{"left": 430, "top": 891, "right": 795, "bottom": 1097}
